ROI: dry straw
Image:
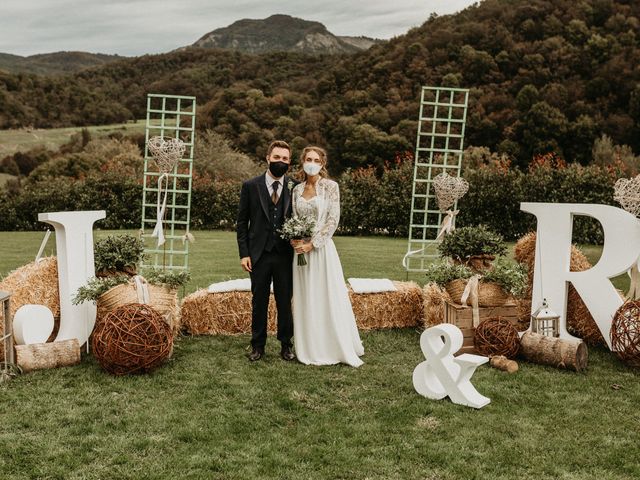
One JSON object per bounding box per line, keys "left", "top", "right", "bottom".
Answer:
{"left": 445, "top": 278, "right": 510, "bottom": 307}
{"left": 181, "top": 289, "right": 277, "bottom": 335}
{"left": 348, "top": 281, "right": 423, "bottom": 330}
{"left": 423, "top": 283, "right": 452, "bottom": 327}
{"left": 0, "top": 257, "right": 60, "bottom": 359}
{"left": 180, "top": 281, "right": 423, "bottom": 335}
{"left": 514, "top": 232, "right": 605, "bottom": 346}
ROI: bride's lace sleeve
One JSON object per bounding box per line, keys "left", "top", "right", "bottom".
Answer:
{"left": 312, "top": 180, "right": 340, "bottom": 249}
{"left": 292, "top": 183, "right": 300, "bottom": 217}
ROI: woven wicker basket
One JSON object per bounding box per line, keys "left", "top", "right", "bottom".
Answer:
{"left": 97, "top": 282, "right": 179, "bottom": 334}
{"left": 445, "top": 278, "right": 510, "bottom": 307}
{"left": 452, "top": 254, "right": 496, "bottom": 272}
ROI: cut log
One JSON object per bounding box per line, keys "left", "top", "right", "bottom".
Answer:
{"left": 15, "top": 339, "right": 81, "bottom": 373}
{"left": 520, "top": 332, "right": 588, "bottom": 372}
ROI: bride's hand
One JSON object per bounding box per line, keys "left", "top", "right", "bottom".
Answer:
{"left": 296, "top": 241, "right": 313, "bottom": 254}
{"left": 291, "top": 239, "right": 302, "bottom": 247}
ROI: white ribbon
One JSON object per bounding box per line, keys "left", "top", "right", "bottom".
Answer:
{"left": 35, "top": 230, "right": 52, "bottom": 263}
{"left": 133, "top": 275, "right": 150, "bottom": 304}
{"left": 402, "top": 246, "right": 425, "bottom": 269}
{"left": 151, "top": 173, "right": 169, "bottom": 247}
{"left": 461, "top": 274, "right": 482, "bottom": 327}
{"left": 628, "top": 257, "right": 640, "bottom": 300}
{"left": 436, "top": 210, "right": 459, "bottom": 241}
{"left": 182, "top": 232, "right": 196, "bottom": 244}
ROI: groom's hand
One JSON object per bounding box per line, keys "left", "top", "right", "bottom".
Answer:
{"left": 240, "top": 256, "right": 252, "bottom": 272}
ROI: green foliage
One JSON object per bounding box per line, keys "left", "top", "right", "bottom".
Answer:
{"left": 72, "top": 275, "right": 129, "bottom": 304}
{"left": 194, "top": 130, "right": 262, "bottom": 182}
{"left": 141, "top": 267, "right": 191, "bottom": 289}
{"left": 94, "top": 234, "right": 144, "bottom": 274}
{"left": 424, "top": 261, "right": 473, "bottom": 286}
{"left": 458, "top": 155, "right": 619, "bottom": 243}
{"left": 482, "top": 257, "right": 528, "bottom": 297}
{"left": 338, "top": 155, "right": 412, "bottom": 236}
{"left": 4, "top": 0, "right": 640, "bottom": 166}
{"left": 190, "top": 177, "right": 241, "bottom": 230}
{"left": 438, "top": 225, "right": 507, "bottom": 259}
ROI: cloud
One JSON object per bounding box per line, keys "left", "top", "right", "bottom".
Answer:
{"left": 2, "top": 0, "right": 477, "bottom": 56}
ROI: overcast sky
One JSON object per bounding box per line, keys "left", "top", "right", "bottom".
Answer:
{"left": 2, "top": 0, "right": 477, "bottom": 57}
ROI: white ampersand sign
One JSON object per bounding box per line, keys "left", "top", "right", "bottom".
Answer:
{"left": 413, "top": 324, "right": 490, "bottom": 409}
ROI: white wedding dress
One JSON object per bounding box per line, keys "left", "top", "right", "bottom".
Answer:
{"left": 292, "top": 178, "right": 364, "bottom": 367}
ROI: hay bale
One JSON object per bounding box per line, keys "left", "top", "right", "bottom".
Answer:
{"left": 180, "top": 289, "right": 276, "bottom": 335}
{"left": 181, "top": 281, "right": 423, "bottom": 335}
{"left": 423, "top": 283, "right": 452, "bottom": 327}
{"left": 514, "top": 232, "right": 605, "bottom": 346}
{"left": 0, "top": 257, "right": 60, "bottom": 355}
{"left": 349, "top": 281, "right": 423, "bottom": 330}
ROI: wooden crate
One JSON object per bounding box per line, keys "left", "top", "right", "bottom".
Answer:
{"left": 444, "top": 300, "right": 519, "bottom": 355}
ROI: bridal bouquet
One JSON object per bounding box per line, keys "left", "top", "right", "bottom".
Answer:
{"left": 280, "top": 215, "right": 316, "bottom": 266}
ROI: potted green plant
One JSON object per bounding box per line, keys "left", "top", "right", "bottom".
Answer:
{"left": 425, "top": 258, "right": 527, "bottom": 306}
{"left": 437, "top": 225, "right": 507, "bottom": 271}
{"left": 94, "top": 234, "right": 145, "bottom": 277}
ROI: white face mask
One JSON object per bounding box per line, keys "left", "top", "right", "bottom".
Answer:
{"left": 303, "top": 162, "right": 322, "bottom": 176}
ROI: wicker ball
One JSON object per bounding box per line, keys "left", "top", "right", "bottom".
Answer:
{"left": 92, "top": 303, "right": 173, "bottom": 375}
{"left": 611, "top": 301, "right": 640, "bottom": 367}
{"left": 475, "top": 317, "right": 520, "bottom": 359}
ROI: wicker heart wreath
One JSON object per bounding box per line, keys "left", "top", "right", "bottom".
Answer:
{"left": 147, "top": 136, "right": 186, "bottom": 247}
{"left": 433, "top": 172, "right": 469, "bottom": 240}
{"left": 148, "top": 136, "right": 186, "bottom": 174}
{"left": 433, "top": 172, "right": 469, "bottom": 212}
{"left": 614, "top": 175, "right": 640, "bottom": 299}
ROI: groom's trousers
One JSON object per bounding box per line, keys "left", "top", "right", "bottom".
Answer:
{"left": 250, "top": 249, "right": 294, "bottom": 349}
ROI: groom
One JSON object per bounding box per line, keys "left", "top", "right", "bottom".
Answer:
{"left": 237, "top": 140, "right": 296, "bottom": 362}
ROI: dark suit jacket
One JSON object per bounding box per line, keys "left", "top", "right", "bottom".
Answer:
{"left": 237, "top": 173, "right": 296, "bottom": 264}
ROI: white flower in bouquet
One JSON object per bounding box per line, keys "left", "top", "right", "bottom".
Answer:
{"left": 279, "top": 215, "right": 316, "bottom": 266}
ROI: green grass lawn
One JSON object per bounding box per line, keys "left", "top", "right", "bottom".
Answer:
{"left": 0, "top": 120, "right": 146, "bottom": 158}
{"left": 0, "top": 231, "right": 638, "bottom": 479}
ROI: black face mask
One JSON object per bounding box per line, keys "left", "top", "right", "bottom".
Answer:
{"left": 268, "top": 161, "right": 289, "bottom": 178}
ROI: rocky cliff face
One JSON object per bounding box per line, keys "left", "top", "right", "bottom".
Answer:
{"left": 190, "top": 14, "right": 380, "bottom": 54}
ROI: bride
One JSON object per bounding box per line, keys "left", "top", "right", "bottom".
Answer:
{"left": 290, "top": 146, "right": 364, "bottom": 367}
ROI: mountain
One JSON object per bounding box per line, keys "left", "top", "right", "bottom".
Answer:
{"left": 0, "top": 51, "right": 125, "bottom": 75}
{"left": 190, "top": 14, "right": 380, "bottom": 54}
{"left": 2, "top": 0, "right": 640, "bottom": 170}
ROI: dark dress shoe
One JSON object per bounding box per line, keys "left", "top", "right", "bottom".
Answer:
{"left": 248, "top": 347, "right": 264, "bottom": 362}
{"left": 280, "top": 345, "right": 296, "bottom": 361}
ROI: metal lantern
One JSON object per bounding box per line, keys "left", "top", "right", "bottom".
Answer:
{"left": 531, "top": 299, "right": 560, "bottom": 337}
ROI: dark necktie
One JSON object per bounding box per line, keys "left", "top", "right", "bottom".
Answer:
{"left": 271, "top": 181, "right": 280, "bottom": 204}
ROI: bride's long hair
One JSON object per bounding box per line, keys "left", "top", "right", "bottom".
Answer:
{"left": 297, "top": 146, "right": 330, "bottom": 182}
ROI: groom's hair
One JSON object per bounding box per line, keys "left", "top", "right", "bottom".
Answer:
{"left": 266, "top": 140, "right": 291, "bottom": 158}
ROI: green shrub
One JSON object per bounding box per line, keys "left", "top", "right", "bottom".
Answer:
{"left": 458, "top": 158, "right": 617, "bottom": 243}
{"left": 438, "top": 225, "right": 507, "bottom": 260}
{"left": 94, "top": 234, "right": 145, "bottom": 275}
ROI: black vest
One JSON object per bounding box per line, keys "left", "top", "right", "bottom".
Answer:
{"left": 264, "top": 193, "right": 286, "bottom": 252}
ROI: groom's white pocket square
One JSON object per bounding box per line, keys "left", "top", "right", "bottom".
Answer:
{"left": 348, "top": 278, "right": 397, "bottom": 294}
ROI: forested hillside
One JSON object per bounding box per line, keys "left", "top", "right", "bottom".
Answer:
{"left": 1, "top": 0, "right": 639, "bottom": 168}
